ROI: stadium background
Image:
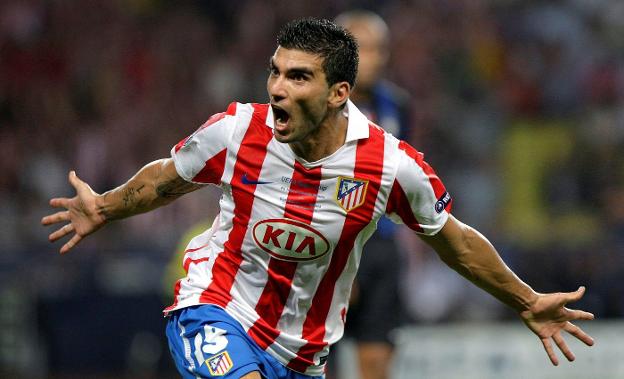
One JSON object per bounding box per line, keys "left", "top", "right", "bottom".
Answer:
{"left": 1, "top": 0, "right": 623, "bottom": 378}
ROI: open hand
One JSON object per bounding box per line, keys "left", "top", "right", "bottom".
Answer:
{"left": 41, "top": 171, "right": 106, "bottom": 254}
{"left": 520, "top": 286, "right": 594, "bottom": 365}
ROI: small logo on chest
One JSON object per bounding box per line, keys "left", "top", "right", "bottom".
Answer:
{"left": 335, "top": 176, "right": 369, "bottom": 212}
{"left": 241, "top": 173, "right": 272, "bottom": 185}
{"left": 252, "top": 219, "right": 330, "bottom": 262}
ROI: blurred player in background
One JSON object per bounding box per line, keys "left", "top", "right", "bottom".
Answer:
{"left": 43, "top": 18, "right": 594, "bottom": 379}
{"left": 334, "top": 10, "right": 410, "bottom": 379}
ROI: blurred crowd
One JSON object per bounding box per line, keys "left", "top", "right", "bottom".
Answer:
{"left": 1, "top": 0, "right": 624, "bottom": 377}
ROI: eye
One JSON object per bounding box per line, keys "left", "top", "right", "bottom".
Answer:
{"left": 268, "top": 65, "right": 279, "bottom": 76}
{"left": 290, "top": 72, "right": 307, "bottom": 82}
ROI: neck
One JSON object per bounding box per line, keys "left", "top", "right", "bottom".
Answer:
{"left": 290, "top": 109, "right": 348, "bottom": 162}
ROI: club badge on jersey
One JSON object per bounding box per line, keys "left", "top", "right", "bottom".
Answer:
{"left": 335, "top": 176, "right": 368, "bottom": 212}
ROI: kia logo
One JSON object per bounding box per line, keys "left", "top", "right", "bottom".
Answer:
{"left": 252, "top": 219, "right": 330, "bottom": 262}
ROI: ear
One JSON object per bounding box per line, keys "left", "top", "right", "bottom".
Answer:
{"left": 328, "top": 81, "right": 351, "bottom": 110}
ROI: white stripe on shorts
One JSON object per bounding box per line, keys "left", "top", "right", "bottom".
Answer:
{"left": 178, "top": 321, "right": 202, "bottom": 379}
{"left": 193, "top": 329, "right": 206, "bottom": 369}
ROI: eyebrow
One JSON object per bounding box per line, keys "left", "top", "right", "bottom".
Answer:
{"left": 269, "top": 57, "right": 315, "bottom": 77}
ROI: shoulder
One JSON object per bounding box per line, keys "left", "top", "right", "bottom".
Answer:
{"left": 226, "top": 102, "right": 271, "bottom": 127}
{"left": 218, "top": 101, "right": 269, "bottom": 116}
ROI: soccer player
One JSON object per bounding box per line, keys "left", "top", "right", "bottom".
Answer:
{"left": 334, "top": 10, "right": 411, "bottom": 379}
{"left": 42, "top": 18, "right": 594, "bottom": 379}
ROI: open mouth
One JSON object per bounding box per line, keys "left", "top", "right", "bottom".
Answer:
{"left": 272, "top": 105, "right": 290, "bottom": 126}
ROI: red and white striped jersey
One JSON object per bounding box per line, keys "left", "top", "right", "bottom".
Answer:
{"left": 165, "top": 100, "right": 452, "bottom": 375}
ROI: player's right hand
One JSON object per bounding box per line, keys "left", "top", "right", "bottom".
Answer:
{"left": 519, "top": 286, "right": 595, "bottom": 366}
{"left": 41, "top": 171, "right": 107, "bottom": 254}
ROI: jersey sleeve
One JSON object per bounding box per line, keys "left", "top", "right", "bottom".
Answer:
{"left": 170, "top": 102, "right": 237, "bottom": 184}
{"left": 385, "top": 140, "right": 452, "bottom": 235}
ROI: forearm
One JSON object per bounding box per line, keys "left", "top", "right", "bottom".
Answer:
{"left": 423, "top": 217, "right": 538, "bottom": 313}
{"left": 96, "top": 158, "right": 199, "bottom": 222}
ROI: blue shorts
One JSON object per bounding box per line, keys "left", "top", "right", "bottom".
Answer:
{"left": 166, "top": 305, "right": 324, "bottom": 379}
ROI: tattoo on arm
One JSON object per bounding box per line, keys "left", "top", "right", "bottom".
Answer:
{"left": 156, "top": 177, "right": 200, "bottom": 198}
{"left": 122, "top": 184, "right": 145, "bottom": 207}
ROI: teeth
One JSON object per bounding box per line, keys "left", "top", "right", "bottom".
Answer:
{"left": 274, "top": 109, "right": 287, "bottom": 123}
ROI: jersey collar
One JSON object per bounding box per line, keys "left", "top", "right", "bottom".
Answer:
{"left": 265, "top": 100, "right": 370, "bottom": 142}
{"left": 344, "top": 100, "right": 370, "bottom": 142}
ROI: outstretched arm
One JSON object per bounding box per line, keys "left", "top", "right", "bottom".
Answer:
{"left": 41, "top": 158, "right": 202, "bottom": 254}
{"left": 420, "top": 215, "right": 594, "bottom": 365}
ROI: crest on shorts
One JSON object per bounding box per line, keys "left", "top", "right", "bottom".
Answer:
{"left": 335, "top": 176, "right": 368, "bottom": 212}
{"left": 206, "top": 351, "right": 233, "bottom": 376}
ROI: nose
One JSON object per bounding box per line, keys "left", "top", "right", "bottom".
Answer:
{"left": 268, "top": 75, "right": 286, "bottom": 103}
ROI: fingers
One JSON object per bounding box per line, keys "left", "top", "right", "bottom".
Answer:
{"left": 68, "top": 170, "right": 80, "bottom": 187}
{"left": 564, "top": 322, "right": 595, "bottom": 346}
{"left": 542, "top": 334, "right": 574, "bottom": 366}
{"left": 48, "top": 225, "right": 83, "bottom": 254}
{"left": 44, "top": 171, "right": 87, "bottom": 255}
{"left": 571, "top": 286, "right": 586, "bottom": 300}
{"left": 561, "top": 286, "right": 586, "bottom": 305}
{"left": 47, "top": 171, "right": 82, "bottom": 209}
{"left": 49, "top": 223, "right": 74, "bottom": 242}
{"left": 68, "top": 170, "right": 89, "bottom": 194}
{"left": 534, "top": 288, "right": 594, "bottom": 366}
{"left": 41, "top": 210, "right": 70, "bottom": 226}
{"left": 60, "top": 233, "right": 82, "bottom": 254}
{"left": 541, "top": 337, "right": 559, "bottom": 366}
{"left": 553, "top": 332, "right": 575, "bottom": 362}
{"left": 561, "top": 287, "right": 594, "bottom": 322}
{"left": 566, "top": 308, "right": 594, "bottom": 321}
{"left": 49, "top": 197, "right": 70, "bottom": 209}
{"left": 541, "top": 323, "right": 595, "bottom": 366}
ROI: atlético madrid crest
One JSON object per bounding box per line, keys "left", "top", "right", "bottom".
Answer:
{"left": 335, "top": 176, "right": 368, "bottom": 212}
{"left": 206, "top": 351, "right": 233, "bottom": 376}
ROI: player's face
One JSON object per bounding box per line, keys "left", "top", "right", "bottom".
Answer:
{"left": 267, "top": 47, "right": 333, "bottom": 144}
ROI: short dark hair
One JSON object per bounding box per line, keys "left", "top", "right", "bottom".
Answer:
{"left": 277, "top": 18, "right": 358, "bottom": 88}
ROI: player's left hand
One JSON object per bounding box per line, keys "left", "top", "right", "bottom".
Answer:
{"left": 519, "top": 286, "right": 594, "bottom": 365}
{"left": 41, "top": 171, "right": 106, "bottom": 254}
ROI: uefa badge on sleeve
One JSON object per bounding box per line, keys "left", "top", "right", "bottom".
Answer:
{"left": 206, "top": 351, "right": 233, "bottom": 376}
{"left": 335, "top": 177, "right": 368, "bottom": 212}
{"left": 434, "top": 191, "right": 452, "bottom": 214}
